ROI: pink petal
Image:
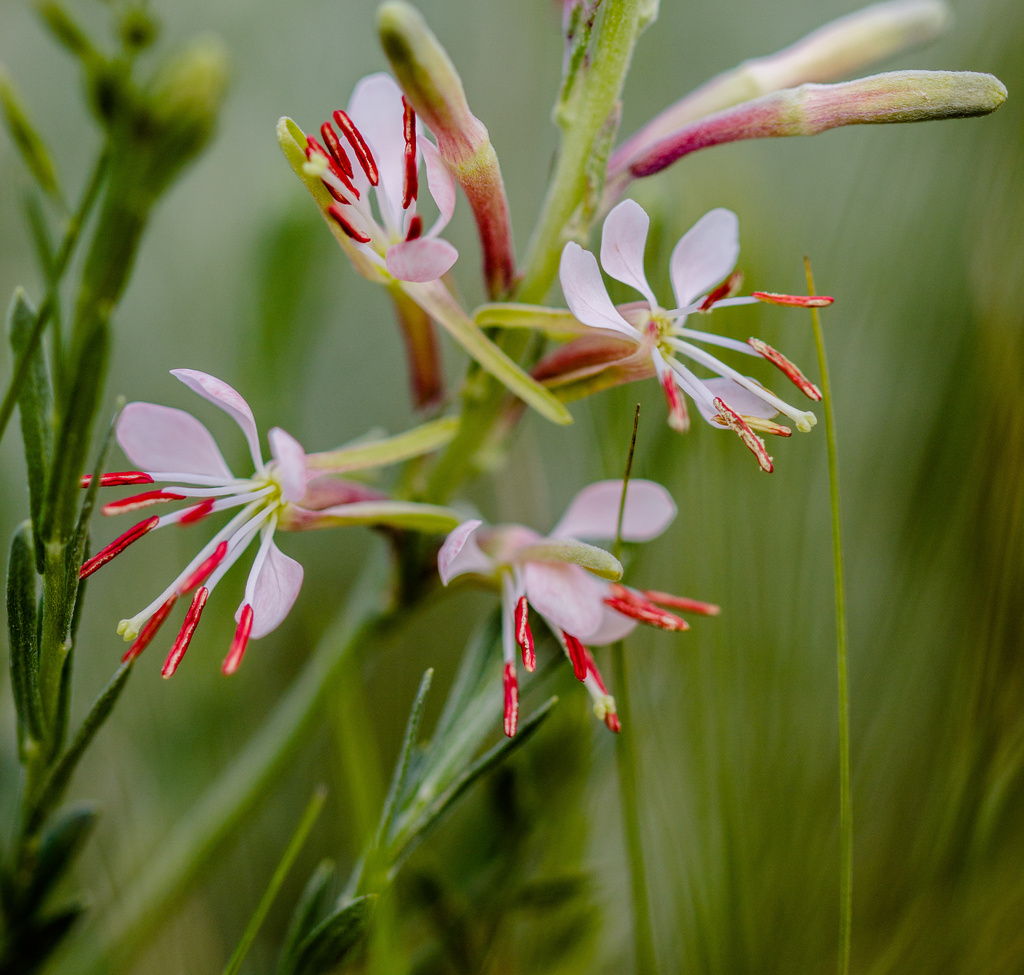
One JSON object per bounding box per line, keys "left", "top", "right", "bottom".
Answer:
{"left": 348, "top": 73, "right": 407, "bottom": 226}
{"left": 524, "top": 562, "right": 604, "bottom": 637}
{"left": 117, "top": 402, "right": 233, "bottom": 479}
{"left": 171, "top": 369, "right": 263, "bottom": 471}
{"left": 559, "top": 243, "right": 638, "bottom": 337}
{"left": 438, "top": 519, "right": 492, "bottom": 584}
{"left": 599, "top": 200, "right": 658, "bottom": 307}
{"left": 419, "top": 137, "right": 455, "bottom": 234}
{"left": 551, "top": 479, "right": 677, "bottom": 543}
{"left": 268, "top": 427, "right": 307, "bottom": 502}
{"left": 669, "top": 208, "right": 740, "bottom": 308}
{"left": 243, "top": 539, "right": 303, "bottom": 639}
{"left": 693, "top": 377, "right": 779, "bottom": 426}
{"left": 581, "top": 602, "right": 639, "bottom": 645}
{"left": 386, "top": 238, "right": 458, "bottom": 282}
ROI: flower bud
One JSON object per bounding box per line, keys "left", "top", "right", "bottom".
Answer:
{"left": 0, "top": 66, "right": 61, "bottom": 201}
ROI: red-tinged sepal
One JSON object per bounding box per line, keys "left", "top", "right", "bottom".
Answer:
{"left": 81, "top": 471, "right": 154, "bottom": 488}
{"left": 179, "top": 541, "right": 228, "bottom": 594}
{"left": 642, "top": 589, "right": 721, "bottom": 616}
{"left": 700, "top": 270, "right": 744, "bottom": 311}
{"left": 178, "top": 498, "right": 216, "bottom": 525}
{"left": 503, "top": 662, "right": 519, "bottom": 737}
{"left": 80, "top": 516, "right": 160, "bottom": 579}
{"left": 122, "top": 594, "right": 178, "bottom": 663}
{"left": 162, "top": 587, "right": 209, "bottom": 677}
{"left": 101, "top": 490, "right": 185, "bottom": 516}
{"left": 753, "top": 291, "right": 834, "bottom": 308}
{"left": 604, "top": 583, "right": 690, "bottom": 631}
{"left": 563, "top": 631, "right": 589, "bottom": 681}
{"left": 713, "top": 397, "right": 773, "bottom": 472}
{"left": 748, "top": 337, "right": 822, "bottom": 401}
{"left": 661, "top": 370, "right": 690, "bottom": 433}
{"left": 222, "top": 603, "right": 254, "bottom": 675}
{"left": 515, "top": 596, "right": 535, "bottom": 672}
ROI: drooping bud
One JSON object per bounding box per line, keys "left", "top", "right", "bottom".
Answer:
{"left": 378, "top": 1, "right": 515, "bottom": 296}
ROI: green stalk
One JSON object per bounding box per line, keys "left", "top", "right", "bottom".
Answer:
{"left": 806, "top": 259, "right": 852, "bottom": 975}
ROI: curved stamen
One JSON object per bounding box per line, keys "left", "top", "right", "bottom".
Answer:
{"left": 503, "top": 662, "right": 519, "bottom": 737}
{"left": 162, "top": 587, "right": 209, "bottom": 677}
{"left": 515, "top": 596, "right": 535, "bottom": 672}
{"left": 122, "top": 594, "right": 178, "bottom": 663}
{"left": 320, "top": 121, "right": 354, "bottom": 177}
{"left": 747, "top": 337, "right": 822, "bottom": 400}
{"left": 401, "top": 97, "right": 418, "bottom": 210}
{"left": 156, "top": 486, "right": 276, "bottom": 529}
{"left": 81, "top": 471, "right": 153, "bottom": 488}
{"left": 328, "top": 203, "right": 373, "bottom": 244}
{"left": 333, "top": 110, "right": 379, "bottom": 186}
{"left": 80, "top": 516, "right": 159, "bottom": 579}
{"left": 223, "top": 604, "right": 254, "bottom": 675}
{"left": 562, "top": 631, "right": 588, "bottom": 681}
{"left": 178, "top": 541, "right": 229, "bottom": 594}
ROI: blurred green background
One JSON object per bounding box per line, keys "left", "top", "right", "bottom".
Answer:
{"left": 1, "top": 0, "right": 1023, "bottom": 971}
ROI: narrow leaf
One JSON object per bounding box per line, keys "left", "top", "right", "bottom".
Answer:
{"left": 292, "top": 895, "right": 376, "bottom": 975}
{"left": 0, "top": 69, "right": 62, "bottom": 201}
{"left": 24, "top": 805, "right": 98, "bottom": 915}
{"left": 7, "top": 521, "right": 42, "bottom": 752}
{"left": 306, "top": 416, "right": 459, "bottom": 474}
{"left": 278, "top": 860, "right": 337, "bottom": 975}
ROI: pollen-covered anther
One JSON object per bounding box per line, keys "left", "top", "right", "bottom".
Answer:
{"left": 661, "top": 370, "right": 690, "bottom": 433}
{"left": 79, "top": 515, "right": 160, "bottom": 579}
{"left": 178, "top": 498, "right": 217, "bottom": 525}
{"left": 738, "top": 415, "right": 792, "bottom": 437}
{"left": 101, "top": 490, "right": 185, "bottom": 516}
{"left": 562, "top": 631, "right": 589, "bottom": 682}
{"left": 332, "top": 110, "right": 379, "bottom": 186}
{"left": 503, "top": 662, "right": 519, "bottom": 737}
{"left": 642, "top": 589, "right": 720, "bottom": 616}
{"left": 700, "top": 270, "right": 744, "bottom": 311}
{"left": 223, "top": 603, "right": 254, "bottom": 675}
{"left": 328, "top": 203, "right": 372, "bottom": 244}
{"left": 515, "top": 596, "right": 535, "bottom": 672}
{"left": 162, "top": 587, "right": 209, "bottom": 678}
{"left": 752, "top": 291, "right": 834, "bottom": 308}
{"left": 713, "top": 397, "right": 773, "bottom": 473}
{"left": 405, "top": 214, "right": 423, "bottom": 242}
{"left": 81, "top": 471, "right": 154, "bottom": 488}
{"left": 401, "top": 97, "right": 418, "bottom": 209}
{"left": 604, "top": 583, "right": 689, "bottom": 631}
{"left": 122, "top": 593, "right": 178, "bottom": 663}
{"left": 178, "top": 541, "right": 229, "bottom": 594}
{"left": 748, "top": 337, "right": 822, "bottom": 401}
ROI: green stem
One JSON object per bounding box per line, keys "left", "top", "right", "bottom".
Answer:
{"left": 806, "top": 259, "right": 852, "bottom": 975}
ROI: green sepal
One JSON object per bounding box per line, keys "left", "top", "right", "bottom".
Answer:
{"left": 306, "top": 417, "right": 459, "bottom": 475}
{"left": 277, "top": 860, "right": 337, "bottom": 975}
{"left": 514, "top": 539, "right": 623, "bottom": 580}
{"left": 7, "top": 521, "right": 43, "bottom": 754}
{"left": 283, "top": 500, "right": 462, "bottom": 535}
{"left": 0, "top": 69, "right": 62, "bottom": 203}
{"left": 290, "top": 894, "right": 377, "bottom": 975}
{"left": 7, "top": 288, "right": 54, "bottom": 569}
{"left": 474, "top": 302, "right": 589, "bottom": 338}
{"left": 23, "top": 804, "right": 97, "bottom": 916}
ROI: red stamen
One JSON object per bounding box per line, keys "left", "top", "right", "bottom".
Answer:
{"left": 328, "top": 203, "right": 372, "bottom": 243}
{"left": 162, "top": 587, "right": 208, "bottom": 678}
{"left": 515, "top": 596, "right": 535, "bottom": 672}
{"left": 222, "top": 603, "right": 254, "bottom": 675}
{"left": 700, "top": 270, "right": 744, "bottom": 311}
{"left": 661, "top": 369, "right": 689, "bottom": 433}
{"left": 306, "top": 135, "right": 359, "bottom": 198}
{"left": 405, "top": 214, "right": 423, "bottom": 241}
{"left": 581, "top": 645, "right": 607, "bottom": 692}
{"left": 178, "top": 498, "right": 216, "bottom": 525}
{"left": 122, "top": 594, "right": 178, "bottom": 663}
{"left": 320, "top": 121, "right": 354, "bottom": 177}
{"left": 178, "top": 541, "right": 229, "bottom": 594}
{"left": 563, "top": 632, "right": 589, "bottom": 682}
{"left": 642, "top": 589, "right": 721, "bottom": 616}
{"left": 742, "top": 416, "right": 793, "bottom": 437}
{"left": 604, "top": 583, "right": 689, "bottom": 632}
{"left": 503, "top": 662, "right": 519, "bottom": 737}
{"left": 324, "top": 180, "right": 350, "bottom": 206}
{"left": 713, "top": 397, "right": 773, "bottom": 473}
{"left": 333, "top": 110, "right": 379, "bottom": 186}
{"left": 101, "top": 490, "right": 185, "bottom": 516}
{"left": 752, "top": 291, "right": 834, "bottom": 308}
{"left": 81, "top": 471, "right": 154, "bottom": 488}
{"left": 401, "top": 97, "right": 418, "bottom": 209}
{"left": 747, "top": 337, "right": 822, "bottom": 401}
{"left": 80, "top": 516, "right": 159, "bottom": 579}
{"left": 579, "top": 647, "right": 621, "bottom": 732}
{"left": 604, "top": 710, "right": 622, "bottom": 733}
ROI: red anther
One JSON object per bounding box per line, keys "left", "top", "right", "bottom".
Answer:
{"left": 178, "top": 498, "right": 216, "bottom": 525}
{"left": 604, "top": 584, "right": 689, "bottom": 632}
{"left": 661, "top": 369, "right": 689, "bottom": 433}
{"left": 101, "top": 490, "right": 185, "bottom": 516}
{"left": 320, "top": 121, "right": 354, "bottom": 177}
{"left": 752, "top": 291, "right": 834, "bottom": 308}
{"left": 562, "top": 632, "right": 589, "bottom": 681}
{"left": 642, "top": 589, "right": 721, "bottom": 616}
{"left": 401, "top": 97, "right": 418, "bottom": 209}
{"left": 162, "top": 587, "right": 209, "bottom": 677}
{"left": 179, "top": 541, "right": 229, "bottom": 594}
{"left": 81, "top": 471, "right": 154, "bottom": 488}
{"left": 323, "top": 180, "right": 350, "bottom": 206}
{"left": 604, "top": 710, "right": 622, "bottom": 733}
{"left": 713, "top": 397, "right": 773, "bottom": 473}
{"left": 306, "top": 135, "right": 359, "bottom": 198}
{"left": 328, "top": 204, "right": 372, "bottom": 243}
{"left": 700, "top": 270, "right": 744, "bottom": 311}
{"left": 405, "top": 214, "right": 423, "bottom": 241}
{"left": 515, "top": 596, "right": 535, "bottom": 672}
{"left": 742, "top": 417, "right": 792, "bottom": 437}
{"left": 80, "top": 515, "right": 159, "bottom": 579}
{"left": 123, "top": 594, "right": 178, "bottom": 663}
{"left": 747, "top": 337, "right": 822, "bottom": 401}
{"left": 333, "top": 110, "right": 379, "bottom": 186}
{"left": 223, "top": 603, "right": 254, "bottom": 675}
{"left": 503, "top": 662, "right": 519, "bottom": 737}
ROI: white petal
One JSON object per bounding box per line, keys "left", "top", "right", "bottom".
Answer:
{"left": 559, "top": 243, "right": 638, "bottom": 337}
{"left": 693, "top": 377, "right": 780, "bottom": 426}
{"left": 171, "top": 369, "right": 264, "bottom": 471}
{"left": 268, "top": 427, "right": 307, "bottom": 502}
{"left": 419, "top": 137, "right": 455, "bottom": 234}
{"left": 581, "top": 602, "right": 639, "bottom": 645}
{"left": 523, "top": 562, "right": 604, "bottom": 637}
{"left": 600, "top": 200, "right": 658, "bottom": 307}
{"left": 669, "top": 208, "right": 740, "bottom": 308}
{"left": 118, "top": 402, "right": 233, "bottom": 480}
{"left": 438, "top": 519, "right": 493, "bottom": 584}
{"left": 347, "top": 73, "right": 407, "bottom": 228}
{"left": 386, "top": 238, "right": 458, "bottom": 282}
{"left": 244, "top": 538, "right": 304, "bottom": 639}
{"left": 552, "top": 479, "right": 676, "bottom": 543}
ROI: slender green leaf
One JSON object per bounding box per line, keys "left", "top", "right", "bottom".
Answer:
{"left": 0, "top": 68, "right": 62, "bottom": 202}
{"left": 222, "top": 787, "right": 327, "bottom": 975}
{"left": 24, "top": 805, "right": 97, "bottom": 915}
{"left": 277, "top": 860, "right": 337, "bottom": 975}
{"left": 9, "top": 904, "right": 86, "bottom": 972}
{"left": 7, "top": 521, "right": 42, "bottom": 753}
{"left": 305, "top": 416, "right": 459, "bottom": 474}
{"left": 292, "top": 895, "right": 376, "bottom": 975}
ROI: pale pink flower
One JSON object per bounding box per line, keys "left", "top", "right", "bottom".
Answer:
{"left": 301, "top": 72, "right": 458, "bottom": 284}
{"left": 554, "top": 200, "right": 830, "bottom": 471}
{"left": 437, "top": 480, "right": 718, "bottom": 736}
